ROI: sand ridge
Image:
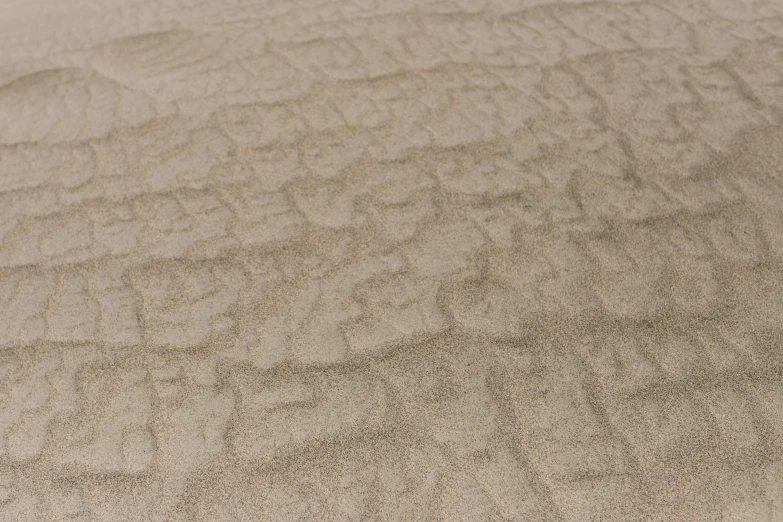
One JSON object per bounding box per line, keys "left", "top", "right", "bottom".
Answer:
{"left": 1, "top": 0, "right": 783, "bottom": 520}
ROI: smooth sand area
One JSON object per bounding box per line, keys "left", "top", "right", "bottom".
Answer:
{"left": 1, "top": 0, "right": 783, "bottom": 520}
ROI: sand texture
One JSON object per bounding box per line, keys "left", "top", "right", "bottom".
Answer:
{"left": 1, "top": 0, "right": 783, "bottom": 520}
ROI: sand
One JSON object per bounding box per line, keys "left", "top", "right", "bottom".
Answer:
{"left": 1, "top": 0, "right": 783, "bottom": 520}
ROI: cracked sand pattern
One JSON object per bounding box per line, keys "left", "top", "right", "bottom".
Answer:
{"left": 1, "top": 0, "right": 783, "bottom": 520}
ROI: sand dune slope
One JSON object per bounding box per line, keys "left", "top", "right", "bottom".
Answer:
{"left": 1, "top": 0, "right": 783, "bottom": 520}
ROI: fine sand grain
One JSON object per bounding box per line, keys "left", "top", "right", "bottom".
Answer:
{"left": 1, "top": 0, "right": 783, "bottom": 520}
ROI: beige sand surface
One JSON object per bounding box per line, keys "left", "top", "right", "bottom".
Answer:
{"left": 1, "top": 0, "right": 783, "bottom": 520}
